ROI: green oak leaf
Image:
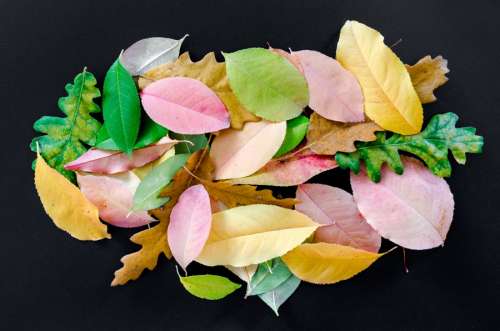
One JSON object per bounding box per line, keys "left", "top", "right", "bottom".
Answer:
{"left": 336, "top": 112, "right": 484, "bottom": 182}
{"left": 224, "top": 48, "right": 309, "bottom": 121}
{"left": 248, "top": 258, "right": 292, "bottom": 296}
{"left": 132, "top": 154, "right": 189, "bottom": 211}
{"left": 179, "top": 273, "right": 241, "bottom": 300}
{"left": 102, "top": 58, "right": 141, "bottom": 155}
{"left": 169, "top": 132, "right": 208, "bottom": 154}
{"left": 274, "top": 115, "right": 309, "bottom": 157}
{"left": 95, "top": 116, "right": 167, "bottom": 150}
{"left": 258, "top": 274, "right": 301, "bottom": 316}
{"left": 30, "top": 68, "right": 102, "bottom": 181}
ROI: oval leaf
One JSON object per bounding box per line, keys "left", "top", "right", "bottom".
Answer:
{"left": 65, "top": 137, "right": 179, "bottom": 174}
{"left": 258, "top": 275, "right": 301, "bottom": 316}
{"left": 351, "top": 156, "right": 454, "bottom": 250}
{"left": 227, "top": 154, "right": 337, "bottom": 187}
{"left": 196, "top": 204, "right": 319, "bottom": 267}
{"left": 224, "top": 48, "right": 309, "bottom": 121}
{"left": 294, "top": 50, "right": 364, "bottom": 123}
{"left": 336, "top": 20, "right": 423, "bottom": 135}
{"left": 296, "top": 184, "right": 381, "bottom": 252}
{"left": 121, "top": 35, "right": 188, "bottom": 76}
{"left": 248, "top": 258, "right": 292, "bottom": 296}
{"left": 102, "top": 58, "right": 141, "bottom": 154}
{"left": 210, "top": 121, "right": 286, "bottom": 180}
{"left": 274, "top": 115, "right": 309, "bottom": 157}
{"left": 141, "top": 77, "right": 230, "bottom": 134}
{"left": 179, "top": 273, "right": 241, "bottom": 300}
{"left": 282, "top": 243, "right": 386, "bottom": 284}
{"left": 168, "top": 184, "right": 212, "bottom": 271}
{"left": 77, "top": 172, "right": 155, "bottom": 228}
{"left": 34, "top": 153, "right": 110, "bottom": 241}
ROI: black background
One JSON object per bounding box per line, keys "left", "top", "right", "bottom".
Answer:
{"left": 2, "top": 0, "right": 499, "bottom": 330}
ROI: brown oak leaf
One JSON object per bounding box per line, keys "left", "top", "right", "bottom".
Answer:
{"left": 406, "top": 55, "right": 449, "bottom": 104}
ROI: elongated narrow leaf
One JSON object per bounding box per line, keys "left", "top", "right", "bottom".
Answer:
{"left": 179, "top": 273, "right": 241, "bottom": 300}
{"left": 170, "top": 132, "right": 207, "bottom": 154}
{"left": 336, "top": 20, "right": 423, "bottom": 134}
{"left": 274, "top": 115, "right": 309, "bottom": 157}
{"left": 248, "top": 258, "right": 292, "bottom": 296}
{"left": 196, "top": 204, "right": 319, "bottom": 267}
{"left": 121, "top": 35, "right": 188, "bottom": 76}
{"left": 132, "top": 153, "right": 190, "bottom": 211}
{"left": 210, "top": 121, "right": 286, "bottom": 180}
{"left": 103, "top": 58, "right": 141, "bottom": 154}
{"left": 258, "top": 275, "right": 300, "bottom": 316}
{"left": 296, "top": 184, "right": 381, "bottom": 252}
{"left": 34, "top": 153, "right": 110, "bottom": 241}
{"left": 224, "top": 48, "right": 309, "bottom": 121}
{"left": 141, "top": 77, "right": 230, "bottom": 134}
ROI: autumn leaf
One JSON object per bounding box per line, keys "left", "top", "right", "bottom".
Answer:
{"left": 305, "top": 112, "right": 381, "bottom": 155}
{"left": 178, "top": 273, "right": 241, "bottom": 300}
{"left": 139, "top": 52, "right": 259, "bottom": 129}
{"left": 406, "top": 55, "right": 449, "bottom": 104}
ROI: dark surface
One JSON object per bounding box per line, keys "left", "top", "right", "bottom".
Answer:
{"left": 2, "top": 0, "right": 499, "bottom": 330}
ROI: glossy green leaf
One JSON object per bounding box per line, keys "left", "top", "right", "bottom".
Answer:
{"left": 132, "top": 154, "right": 189, "bottom": 211}
{"left": 30, "top": 68, "right": 102, "bottom": 181}
{"left": 102, "top": 58, "right": 141, "bottom": 155}
{"left": 248, "top": 258, "right": 292, "bottom": 296}
{"left": 258, "top": 275, "right": 301, "bottom": 316}
{"left": 179, "top": 273, "right": 241, "bottom": 300}
{"left": 336, "top": 112, "right": 484, "bottom": 182}
{"left": 274, "top": 115, "right": 309, "bottom": 157}
{"left": 170, "top": 132, "right": 208, "bottom": 154}
{"left": 95, "top": 116, "right": 167, "bottom": 150}
{"left": 224, "top": 48, "right": 309, "bottom": 121}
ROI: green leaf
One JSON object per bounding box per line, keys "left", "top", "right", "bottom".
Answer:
{"left": 258, "top": 275, "right": 300, "bottom": 316}
{"left": 30, "top": 68, "right": 102, "bottom": 181}
{"left": 336, "top": 112, "right": 484, "bottom": 182}
{"left": 248, "top": 258, "right": 292, "bottom": 296}
{"left": 132, "top": 154, "right": 189, "bottom": 211}
{"left": 170, "top": 132, "right": 208, "bottom": 154}
{"left": 102, "top": 58, "right": 141, "bottom": 155}
{"left": 274, "top": 115, "right": 309, "bottom": 157}
{"left": 95, "top": 116, "right": 168, "bottom": 150}
{"left": 224, "top": 48, "right": 309, "bottom": 121}
{"left": 179, "top": 273, "right": 241, "bottom": 300}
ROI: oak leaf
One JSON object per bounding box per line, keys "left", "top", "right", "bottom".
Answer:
{"left": 406, "top": 55, "right": 449, "bottom": 104}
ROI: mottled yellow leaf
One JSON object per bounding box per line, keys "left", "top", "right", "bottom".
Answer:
{"left": 406, "top": 55, "right": 449, "bottom": 104}
{"left": 196, "top": 205, "right": 319, "bottom": 267}
{"left": 139, "top": 52, "right": 259, "bottom": 129}
{"left": 336, "top": 20, "right": 423, "bottom": 135}
{"left": 34, "top": 153, "right": 110, "bottom": 241}
{"left": 282, "top": 243, "right": 388, "bottom": 284}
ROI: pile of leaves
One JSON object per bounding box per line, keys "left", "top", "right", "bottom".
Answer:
{"left": 31, "top": 21, "right": 484, "bottom": 315}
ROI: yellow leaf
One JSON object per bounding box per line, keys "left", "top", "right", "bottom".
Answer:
{"left": 139, "top": 52, "right": 260, "bottom": 129}
{"left": 34, "top": 153, "right": 110, "bottom": 241}
{"left": 336, "top": 20, "right": 423, "bottom": 135}
{"left": 282, "top": 242, "right": 388, "bottom": 284}
{"left": 196, "top": 204, "right": 319, "bottom": 267}
{"left": 406, "top": 55, "right": 449, "bottom": 104}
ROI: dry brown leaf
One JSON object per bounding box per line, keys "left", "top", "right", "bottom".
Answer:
{"left": 139, "top": 52, "right": 259, "bottom": 129}
{"left": 305, "top": 112, "right": 382, "bottom": 155}
{"left": 406, "top": 55, "right": 449, "bottom": 104}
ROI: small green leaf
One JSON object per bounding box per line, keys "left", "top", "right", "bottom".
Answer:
{"left": 170, "top": 132, "right": 208, "bottom": 154}
{"left": 336, "top": 112, "right": 484, "bottom": 182}
{"left": 132, "top": 154, "right": 189, "bottom": 211}
{"left": 179, "top": 273, "right": 241, "bottom": 300}
{"left": 30, "top": 68, "right": 102, "bottom": 181}
{"left": 274, "top": 115, "right": 309, "bottom": 157}
{"left": 248, "top": 258, "right": 292, "bottom": 296}
{"left": 258, "top": 275, "right": 301, "bottom": 316}
{"left": 224, "top": 48, "right": 309, "bottom": 121}
{"left": 102, "top": 58, "right": 141, "bottom": 155}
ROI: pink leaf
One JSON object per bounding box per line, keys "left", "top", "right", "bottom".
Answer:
{"left": 77, "top": 172, "right": 155, "bottom": 228}
{"left": 296, "top": 183, "right": 381, "bottom": 252}
{"left": 65, "top": 137, "right": 178, "bottom": 174}
{"left": 351, "top": 156, "right": 454, "bottom": 250}
{"left": 210, "top": 121, "right": 287, "bottom": 180}
{"left": 141, "top": 77, "right": 230, "bottom": 134}
{"left": 293, "top": 50, "right": 364, "bottom": 123}
{"left": 227, "top": 154, "right": 337, "bottom": 187}
{"left": 167, "top": 184, "right": 212, "bottom": 271}
{"left": 269, "top": 47, "right": 303, "bottom": 73}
